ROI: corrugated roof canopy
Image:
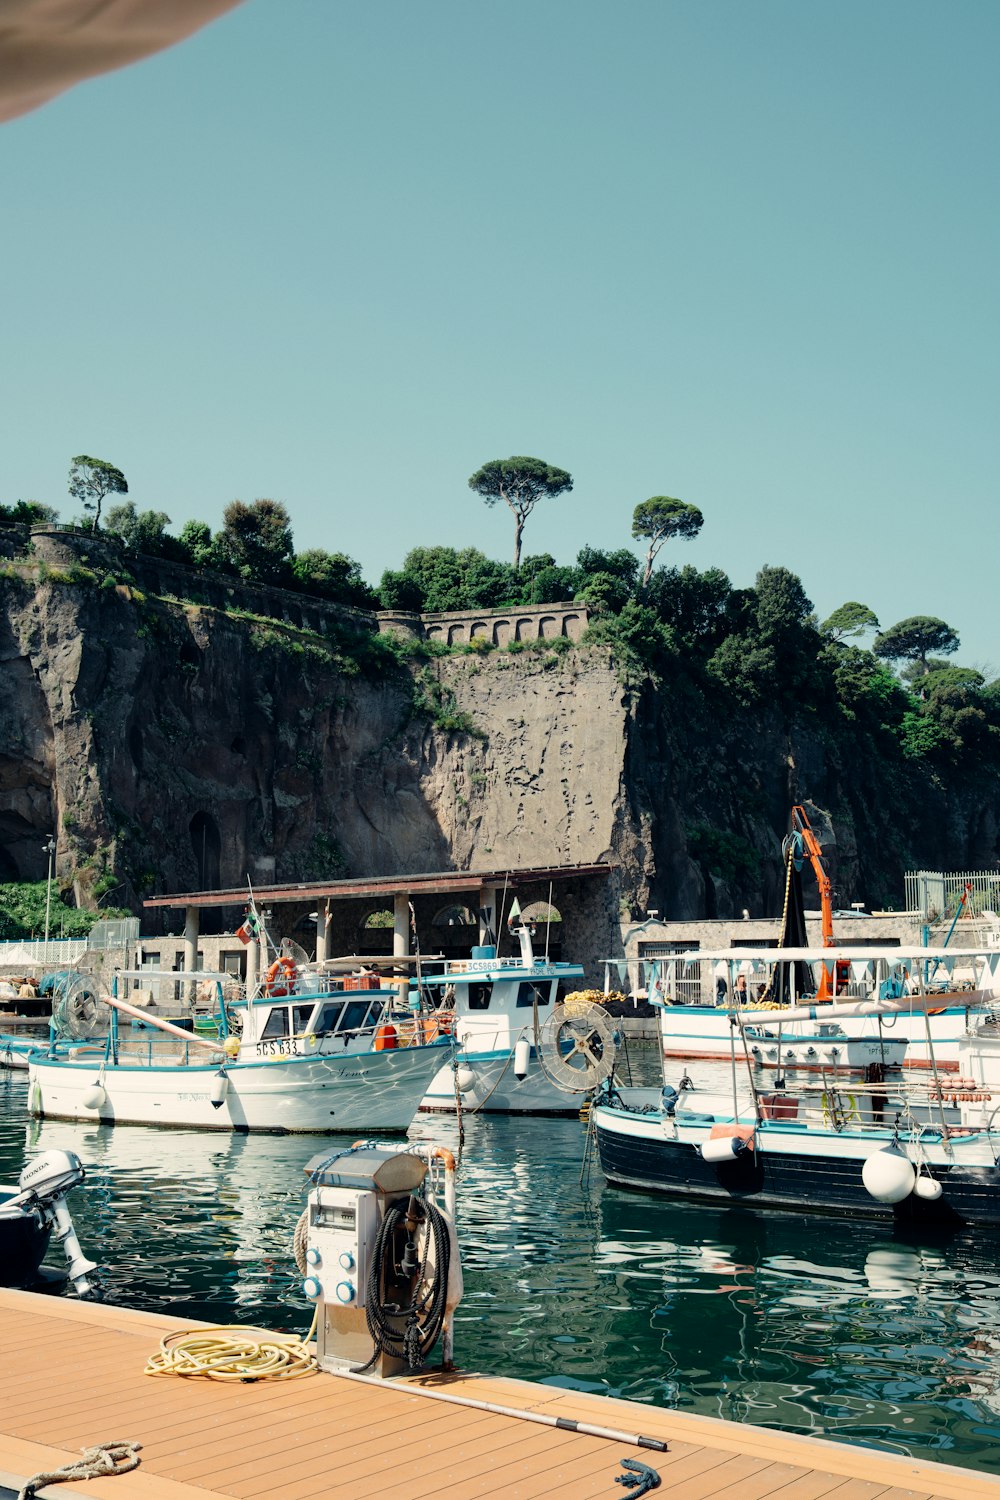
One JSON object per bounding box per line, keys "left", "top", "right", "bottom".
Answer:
{"left": 143, "top": 862, "right": 614, "bottom": 910}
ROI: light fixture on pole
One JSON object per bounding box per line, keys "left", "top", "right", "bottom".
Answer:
{"left": 42, "top": 836, "right": 56, "bottom": 953}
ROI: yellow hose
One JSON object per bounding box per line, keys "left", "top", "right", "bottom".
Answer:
{"left": 145, "top": 1308, "right": 319, "bottom": 1382}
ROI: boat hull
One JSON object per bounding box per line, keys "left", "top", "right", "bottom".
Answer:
{"left": 0, "top": 1192, "right": 51, "bottom": 1287}
{"left": 594, "top": 1103, "right": 1000, "bottom": 1225}
{"left": 27, "top": 1040, "right": 451, "bottom": 1133}
{"left": 421, "top": 1045, "right": 579, "bottom": 1115}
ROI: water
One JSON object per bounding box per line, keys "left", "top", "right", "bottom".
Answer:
{"left": 4, "top": 1065, "right": 1000, "bottom": 1478}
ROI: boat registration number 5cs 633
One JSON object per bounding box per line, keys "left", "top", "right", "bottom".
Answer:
{"left": 255, "top": 1038, "right": 302, "bottom": 1057}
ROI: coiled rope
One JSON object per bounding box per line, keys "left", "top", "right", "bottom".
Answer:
{"left": 18, "top": 1441, "right": 142, "bottom": 1499}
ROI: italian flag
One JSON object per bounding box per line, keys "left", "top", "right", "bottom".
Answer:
{"left": 235, "top": 912, "right": 260, "bottom": 946}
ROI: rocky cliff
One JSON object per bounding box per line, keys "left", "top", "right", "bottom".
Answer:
{"left": 1, "top": 555, "right": 998, "bottom": 922}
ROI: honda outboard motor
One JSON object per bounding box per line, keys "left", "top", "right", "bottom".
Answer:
{"left": 0, "top": 1150, "right": 97, "bottom": 1294}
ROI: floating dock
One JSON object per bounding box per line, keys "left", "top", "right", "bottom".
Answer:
{"left": 0, "top": 1288, "right": 997, "bottom": 1500}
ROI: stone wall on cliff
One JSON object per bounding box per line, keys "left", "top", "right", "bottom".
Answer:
{"left": 2, "top": 557, "right": 999, "bottom": 948}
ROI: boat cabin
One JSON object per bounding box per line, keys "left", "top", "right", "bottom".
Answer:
{"left": 232, "top": 991, "right": 390, "bottom": 1058}
{"left": 417, "top": 927, "right": 585, "bottom": 1051}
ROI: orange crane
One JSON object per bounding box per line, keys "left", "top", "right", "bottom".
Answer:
{"left": 782, "top": 805, "right": 836, "bottom": 999}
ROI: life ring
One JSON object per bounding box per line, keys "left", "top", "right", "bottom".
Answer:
{"left": 821, "top": 1091, "right": 860, "bottom": 1127}
{"left": 264, "top": 957, "right": 298, "bottom": 996}
{"left": 374, "top": 1023, "right": 397, "bottom": 1051}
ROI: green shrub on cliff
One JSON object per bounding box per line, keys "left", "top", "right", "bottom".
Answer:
{"left": 0, "top": 882, "right": 127, "bottom": 940}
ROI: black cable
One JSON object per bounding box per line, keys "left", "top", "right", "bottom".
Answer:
{"left": 358, "top": 1197, "right": 451, "bottom": 1373}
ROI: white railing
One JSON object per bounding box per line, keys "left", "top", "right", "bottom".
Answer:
{"left": 0, "top": 939, "right": 88, "bottom": 969}
{"left": 905, "top": 870, "right": 1000, "bottom": 924}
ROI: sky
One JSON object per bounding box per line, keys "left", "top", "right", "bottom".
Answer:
{"left": 2, "top": 1, "right": 998, "bottom": 668}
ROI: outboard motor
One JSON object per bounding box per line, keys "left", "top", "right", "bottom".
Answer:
{"left": 0, "top": 1150, "right": 97, "bottom": 1294}
{"left": 300, "top": 1143, "right": 462, "bottom": 1379}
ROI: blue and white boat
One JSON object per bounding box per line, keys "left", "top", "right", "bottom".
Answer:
{"left": 26, "top": 968, "right": 452, "bottom": 1134}
{"left": 594, "top": 964, "right": 1000, "bottom": 1227}
{"left": 413, "top": 921, "right": 590, "bottom": 1115}
{"left": 593, "top": 1077, "right": 1000, "bottom": 1226}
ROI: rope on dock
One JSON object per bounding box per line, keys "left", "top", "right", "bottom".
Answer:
{"left": 17, "top": 1440, "right": 142, "bottom": 1499}
{"left": 616, "top": 1457, "right": 661, "bottom": 1494}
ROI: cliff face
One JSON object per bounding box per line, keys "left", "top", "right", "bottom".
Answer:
{"left": 1, "top": 569, "right": 998, "bottom": 919}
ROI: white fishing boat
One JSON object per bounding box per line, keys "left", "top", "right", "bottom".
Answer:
{"left": 26, "top": 969, "right": 452, "bottom": 1133}
{"left": 652, "top": 945, "right": 997, "bottom": 1073}
{"left": 409, "top": 918, "right": 603, "bottom": 1115}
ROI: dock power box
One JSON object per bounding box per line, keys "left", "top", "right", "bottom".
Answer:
{"left": 302, "top": 1146, "right": 431, "bottom": 1378}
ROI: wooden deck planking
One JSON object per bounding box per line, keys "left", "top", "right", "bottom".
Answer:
{"left": 753, "top": 1475, "right": 858, "bottom": 1500}
{"left": 184, "top": 1407, "right": 508, "bottom": 1491}
{"left": 159, "top": 1386, "right": 466, "bottom": 1475}
{"left": 1, "top": 1290, "right": 997, "bottom": 1500}
{"left": 322, "top": 1431, "right": 605, "bottom": 1500}
{"left": 230, "top": 1417, "right": 599, "bottom": 1499}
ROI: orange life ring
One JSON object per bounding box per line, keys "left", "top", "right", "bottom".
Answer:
{"left": 264, "top": 956, "right": 298, "bottom": 996}
{"left": 374, "top": 1023, "right": 398, "bottom": 1051}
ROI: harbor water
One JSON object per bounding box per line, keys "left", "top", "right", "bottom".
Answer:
{"left": 3, "top": 1061, "right": 1000, "bottom": 1478}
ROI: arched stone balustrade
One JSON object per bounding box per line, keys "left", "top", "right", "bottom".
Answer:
{"left": 378, "top": 601, "right": 589, "bottom": 647}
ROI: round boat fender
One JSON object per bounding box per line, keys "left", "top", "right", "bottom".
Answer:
{"left": 862, "top": 1146, "right": 915, "bottom": 1204}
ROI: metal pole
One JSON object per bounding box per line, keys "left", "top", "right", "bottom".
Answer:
{"left": 43, "top": 836, "right": 56, "bottom": 957}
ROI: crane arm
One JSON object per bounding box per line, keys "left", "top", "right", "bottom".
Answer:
{"left": 789, "top": 805, "right": 834, "bottom": 949}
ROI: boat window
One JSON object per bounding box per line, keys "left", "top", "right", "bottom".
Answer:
{"left": 341, "top": 1000, "right": 371, "bottom": 1032}
{"left": 311, "top": 1002, "right": 345, "bottom": 1035}
{"left": 292, "top": 1005, "right": 313, "bottom": 1034}
{"left": 516, "top": 981, "right": 551, "bottom": 1008}
{"left": 261, "top": 1007, "right": 290, "bottom": 1039}
{"left": 363, "top": 999, "right": 385, "bottom": 1026}
{"left": 466, "top": 983, "right": 492, "bottom": 1011}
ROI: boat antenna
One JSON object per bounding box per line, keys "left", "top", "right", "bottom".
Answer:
{"left": 409, "top": 902, "right": 427, "bottom": 1012}
{"left": 544, "top": 881, "right": 553, "bottom": 964}
{"left": 497, "top": 870, "right": 510, "bottom": 953}
{"left": 246, "top": 876, "right": 272, "bottom": 971}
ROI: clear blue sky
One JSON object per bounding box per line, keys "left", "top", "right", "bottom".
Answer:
{"left": 2, "top": 1, "right": 997, "bottom": 668}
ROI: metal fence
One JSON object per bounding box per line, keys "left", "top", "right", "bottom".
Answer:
{"left": 87, "top": 917, "right": 141, "bottom": 951}
{"left": 637, "top": 942, "right": 704, "bottom": 1004}
{"left": 904, "top": 871, "right": 1000, "bottom": 924}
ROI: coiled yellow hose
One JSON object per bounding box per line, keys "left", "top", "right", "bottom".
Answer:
{"left": 145, "top": 1309, "right": 319, "bottom": 1382}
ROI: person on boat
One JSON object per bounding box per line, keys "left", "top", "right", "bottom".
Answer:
{"left": 715, "top": 975, "right": 729, "bottom": 1005}
{"left": 735, "top": 974, "right": 748, "bottom": 1004}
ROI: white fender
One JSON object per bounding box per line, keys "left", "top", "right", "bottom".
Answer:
{"left": 862, "top": 1147, "right": 915, "bottom": 1204}
{"left": 81, "top": 1082, "right": 107, "bottom": 1110}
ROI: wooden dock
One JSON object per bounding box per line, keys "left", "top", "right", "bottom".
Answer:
{"left": 0, "top": 1288, "right": 997, "bottom": 1500}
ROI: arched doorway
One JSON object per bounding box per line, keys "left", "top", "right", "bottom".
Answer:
{"left": 431, "top": 903, "right": 478, "bottom": 960}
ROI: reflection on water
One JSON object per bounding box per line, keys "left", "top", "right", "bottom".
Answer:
{"left": 3, "top": 1068, "right": 1000, "bottom": 1475}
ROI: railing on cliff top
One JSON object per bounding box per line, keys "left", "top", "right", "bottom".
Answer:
{"left": 28, "top": 526, "right": 591, "bottom": 646}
